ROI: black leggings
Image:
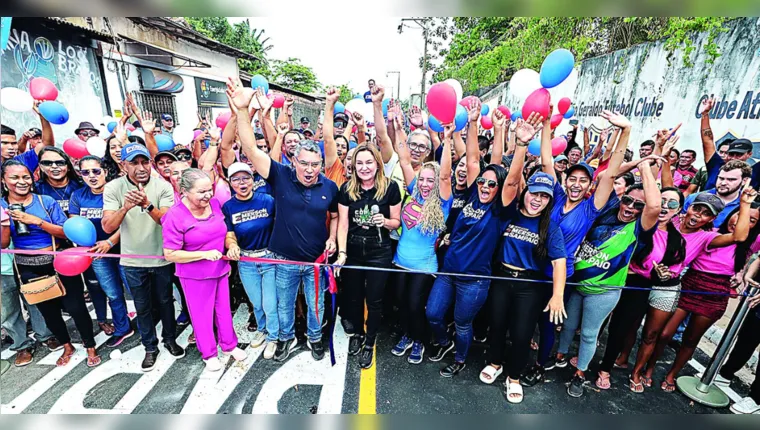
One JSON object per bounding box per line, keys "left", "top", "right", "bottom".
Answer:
{"left": 17, "top": 261, "right": 96, "bottom": 348}
{"left": 488, "top": 269, "right": 550, "bottom": 379}
{"left": 720, "top": 311, "right": 760, "bottom": 402}
{"left": 394, "top": 267, "right": 434, "bottom": 342}
{"left": 599, "top": 274, "right": 652, "bottom": 372}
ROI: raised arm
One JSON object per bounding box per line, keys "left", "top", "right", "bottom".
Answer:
{"left": 539, "top": 106, "right": 555, "bottom": 180}
{"left": 594, "top": 111, "right": 632, "bottom": 210}
{"left": 582, "top": 125, "right": 590, "bottom": 157}
{"left": 490, "top": 108, "right": 507, "bottom": 167}
{"left": 639, "top": 155, "right": 662, "bottom": 231}
{"left": 659, "top": 135, "right": 680, "bottom": 189}
{"left": 439, "top": 124, "right": 454, "bottom": 200}
{"left": 140, "top": 112, "right": 159, "bottom": 159}
{"left": 323, "top": 87, "right": 340, "bottom": 169}
{"left": 35, "top": 101, "right": 54, "bottom": 151}
{"left": 270, "top": 123, "right": 288, "bottom": 162}
{"left": 698, "top": 97, "right": 716, "bottom": 164}
{"left": 227, "top": 78, "right": 271, "bottom": 179}
{"left": 256, "top": 91, "right": 277, "bottom": 150}
{"left": 465, "top": 100, "right": 483, "bottom": 187}
{"left": 371, "top": 85, "right": 394, "bottom": 163}
{"left": 394, "top": 116, "right": 416, "bottom": 189}
{"left": 352, "top": 111, "right": 367, "bottom": 145}
{"left": 709, "top": 186, "right": 757, "bottom": 248}
{"left": 503, "top": 113, "right": 543, "bottom": 206}
{"left": 220, "top": 108, "right": 237, "bottom": 169}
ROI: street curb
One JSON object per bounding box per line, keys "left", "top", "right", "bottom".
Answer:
{"left": 704, "top": 325, "right": 758, "bottom": 376}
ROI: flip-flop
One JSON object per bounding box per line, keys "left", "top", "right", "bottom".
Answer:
{"left": 613, "top": 362, "right": 629, "bottom": 369}
{"left": 629, "top": 377, "right": 644, "bottom": 393}
{"left": 641, "top": 375, "right": 653, "bottom": 388}
{"left": 56, "top": 351, "right": 75, "bottom": 367}
{"left": 596, "top": 372, "right": 611, "bottom": 390}
{"left": 87, "top": 355, "right": 102, "bottom": 368}
{"left": 661, "top": 380, "right": 676, "bottom": 393}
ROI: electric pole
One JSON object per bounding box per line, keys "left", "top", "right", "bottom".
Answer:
{"left": 399, "top": 17, "right": 432, "bottom": 109}
{"left": 387, "top": 71, "right": 401, "bottom": 100}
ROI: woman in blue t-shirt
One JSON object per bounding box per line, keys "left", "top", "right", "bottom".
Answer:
{"left": 69, "top": 156, "right": 133, "bottom": 347}
{"left": 1, "top": 160, "right": 100, "bottom": 367}
{"left": 390, "top": 122, "right": 452, "bottom": 365}
{"left": 35, "top": 147, "right": 83, "bottom": 216}
{"left": 222, "top": 162, "right": 277, "bottom": 359}
{"left": 426, "top": 103, "right": 542, "bottom": 380}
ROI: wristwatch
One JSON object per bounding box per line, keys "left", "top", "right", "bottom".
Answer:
{"left": 144, "top": 203, "right": 155, "bottom": 212}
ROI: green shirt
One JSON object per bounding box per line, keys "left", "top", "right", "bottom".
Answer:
{"left": 103, "top": 176, "right": 174, "bottom": 267}
{"left": 690, "top": 166, "right": 707, "bottom": 192}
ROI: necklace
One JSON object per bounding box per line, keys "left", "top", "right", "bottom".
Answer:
{"left": 49, "top": 181, "right": 71, "bottom": 201}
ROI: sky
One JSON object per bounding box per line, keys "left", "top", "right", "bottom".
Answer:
{"left": 231, "top": 17, "right": 435, "bottom": 100}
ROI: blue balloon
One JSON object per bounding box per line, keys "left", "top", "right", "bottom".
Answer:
{"left": 0, "top": 17, "right": 11, "bottom": 52}
{"left": 107, "top": 121, "right": 118, "bottom": 134}
{"left": 354, "top": 94, "right": 362, "bottom": 99}
{"left": 250, "top": 74, "right": 270, "bottom": 94}
{"left": 481, "top": 104, "right": 490, "bottom": 116}
{"left": 540, "top": 49, "right": 575, "bottom": 89}
{"left": 563, "top": 106, "right": 575, "bottom": 119}
{"left": 155, "top": 134, "right": 175, "bottom": 152}
{"left": 382, "top": 99, "right": 390, "bottom": 118}
{"left": 454, "top": 105, "right": 468, "bottom": 132}
{"left": 428, "top": 115, "right": 444, "bottom": 133}
{"left": 528, "top": 138, "right": 541, "bottom": 156}
{"left": 334, "top": 102, "right": 345, "bottom": 114}
{"left": 38, "top": 101, "right": 69, "bottom": 125}
{"left": 510, "top": 112, "right": 522, "bottom": 122}
{"left": 63, "top": 216, "right": 97, "bottom": 247}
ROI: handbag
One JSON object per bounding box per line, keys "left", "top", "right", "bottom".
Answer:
{"left": 13, "top": 195, "right": 67, "bottom": 304}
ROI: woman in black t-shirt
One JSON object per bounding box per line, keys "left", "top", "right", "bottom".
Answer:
{"left": 336, "top": 144, "right": 402, "bottom": 369}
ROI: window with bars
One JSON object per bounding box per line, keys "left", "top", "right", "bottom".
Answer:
{"left": 133, "top": 92, "right": 179, "bottom": 125}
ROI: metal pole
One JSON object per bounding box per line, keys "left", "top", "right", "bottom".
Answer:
{"left": 397, "top": 72, "right": 401, "bottom": 100}
{"left": 676, "top": 284, "right": 759, "bottom": 407}
{"left": 420, "top": 25, "right": 428, "bottom": 110}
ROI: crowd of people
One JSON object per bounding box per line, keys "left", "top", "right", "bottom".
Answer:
{"left": 1, "top": 77, "right": 759, "bottom": 413}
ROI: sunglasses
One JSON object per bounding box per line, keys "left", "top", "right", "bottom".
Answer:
{"left": 80, "top": 168, "right": 103, "bottom": 177}
{"left": 176, "top": 153, "right": 192, "bottom": 161}
{"left": 621, "top": 195, "right": 646, "bottom": 211}
{"left": 661, "top": 198, "right": 680, "bottom": 210}
{"left": 78, "top": 131, "right": 99, "bottom": 137}
{"left": 476, "top": 177, "right": 497, "bottom": 188}
{"left": 40, "top": 160, "right": 67, "bottom": 168}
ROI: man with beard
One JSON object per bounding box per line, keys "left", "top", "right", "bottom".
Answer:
{"left": 683, "top": 160, "right": 752, "bottom": 227}
{"left": 102, "top": 143, "right": 183, "bottom": 371}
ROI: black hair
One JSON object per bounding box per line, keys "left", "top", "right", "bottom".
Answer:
{"left": 102, "top": 135, "right": 122, "bottom": 182}
{"left": 624, "top": 182, "right": 644, "bottom": 195}
{"left": 682, "top": 149, "right": 697, "bottom": 158}
{"left": 718, "top": 202, "right": 760, "bottom": 273}
{"left": 633, "top": 187, "right": 686, "bottom": 268}
{"left": 335, "top": 135, "right": 349, "bottom": 148}
{"left": 565, "top": 145, "right": 582, "bottom": 156}
{"left": 254, "top": 133, "right": 265, "bottom": 141}
{"left": 127, "top": 135, "right": 146, "bottom": 146}
{"left": 717, "top": 139, "right": 734, "bottom": 150}
{"left": 2, "top": 160, "right": 35, "bottom": 198}
{"left": 78, "top": 155, "right": 103, "bottom": 168}
{"left": 624, "top": 149, "right": 634, "bottom": 162}
{"left": 477, "top": 136, "right": 490, "bottom": 152}
{"left": 617, "top": 172, "right": 635, "bottom": 188}
{"left": 641, "top": 140, "right": 655, "bottom": 149}
{"left": 524, "top": 163, "right": 542, "bottom": 182}
{"left": 38, "top": 146, "right": 82, "bottom": 187}
{"left": 517, "top": 186, "right": 554, "bottom": 262}
{"left": 480, "top": 164, "right": 507, "bottom": 190}
{"left": 1, "top": 124, "right": 16, "bottom": 136}
{"left": 671, "top": 148, "right": 681, "bottom": 159}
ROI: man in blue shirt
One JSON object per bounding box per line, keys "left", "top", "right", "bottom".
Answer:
{"left": 683, "top": 159, "right": 751, "bottom": 227}
{"left": 228, "top": 78, "right": 339, "bottom": 363}
{"left": 2, "top": 119, "right": 54, "bottom": 173}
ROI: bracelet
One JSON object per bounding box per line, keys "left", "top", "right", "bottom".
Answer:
{"left": 106, "top": 239, "right": 114, "bottom": 247}
{"left": 516, "top": 141, "right": 529, "bottom": 147}
{"left": 339, "top": 251, "right": 347, "bottom": 256}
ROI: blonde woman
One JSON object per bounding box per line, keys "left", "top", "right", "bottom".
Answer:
{"left": 335, "top": 144, "right": 402, "bottom": 369}
{"left": 390, "top": 121, "right": 453, "bottom": 365}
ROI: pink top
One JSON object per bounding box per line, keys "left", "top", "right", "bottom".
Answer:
{"left": 161, "top": 198, "right": 230, "bottom": 280}
{"left": 213, "top": 179, "right": 232, "bottom": 206}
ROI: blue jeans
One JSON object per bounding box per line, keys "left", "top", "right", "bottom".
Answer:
{"left": 273, "top": 253, "right": 325, "bottom": 343}
{"left": 90, "top": 257, "right": 131, "bottom": 337}
{"left": 121, "top": 264, "right": 176, "bottom": 351}
{"left": 1, "top": 274, "right": 53, "bottom": 350}
{"left": 426, "top": 275, "right": 490, "bottom": 363}
{"left": 238, "top": 258, "right": 278, "bottom": 342}
{"left": 558, "top": 287, "right": 622, "bottom": 371}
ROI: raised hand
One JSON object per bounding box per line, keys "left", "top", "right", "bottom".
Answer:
{"left": 325, "top": 86, "right": 340, "bottom": 104}
{"left": 371, "top": 85, "right": 385, "bottom": 104}
{"left": 284, "top": 95, "right": 295, "bottom": 109}
{"left": 443, "top": 123, "right": 456, "bottom": 140}
{"left": 255, "top": 88, "right": 273, "bottom": 113}
{"left": 386, "top": 99, "right": 396, "bottom": 121}
{"left": 699, "top": 97, "right": 715, "bottom": 115}
{"left": 276, "top": 122, "right": 289, "bottom": 136}
{"left": 741, "top": 185, "right": 758, "bottom": 205}
{"left": 492, "top": 108, "right": 506, "bottom": 128}
{"left": 656, "top": 123, "right": 681, "bottom": 147}
{"left": 467, "top": 99, "right": 481, "bottom": 122}
{"left": 226, "top": 77, "right": 255, "bottom": 111}
{"left": 352, "top": 111, "right": 365, "bottom": 129}
{"left": 599, "top": 128, "right": 609, "bottom": 143}
{"left": 637, "top": 154, "right": 665, "bottom": 168}
{"left": 600, "top": 109, "right": 631, "bottom": 129}
{"left": 114, "top": 122, "right": 128, "bottom": 143}
{"left": 662, "top": 134, "right": 680, "bottom": 158}
{"left": 141, "top": 112, "right": 156, "bottom": 134}
{"left": 208, "top": 127, "right": 221, "bottom": 141}
{"left": 515, "top": 112, "right": 544, "bottom": 143}
{"left": 409, "top": 105, "right": 423, "bottom": 128}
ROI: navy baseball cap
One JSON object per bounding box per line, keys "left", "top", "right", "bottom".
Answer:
{"left": 300, "top": 117, "right": 310, "bottom": 124}
{"left": 728, "top": 138, "right": 752, "bottom": 154}
{"left": 527, "top": 172, "right": 555, "bottom": 197}
{"left": 121, "top": 142, "right": 151, "bottom": 162}
{"left": 693, "top": 192, "right": 726, "bottom": 215}
{"left": 160, "top": 114, "right": 173, "bottom": 121}
{"left": 566, "top": 162, "right": 595, "bottom": 179}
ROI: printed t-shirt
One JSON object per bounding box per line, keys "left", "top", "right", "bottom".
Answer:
{"left": 222, "top": 193, "right": 275, "bottom": 251}
{"left": 446, "top": 184, "right": 468, "bottom": 233}
{"left": 502, "top": 203, "right": 567, "bottom": 273}
{"left": 550, "top": 181, "right": 603, "bottom": 277}
{"left": 0, "top": 194, "right": 66, "bottom": 250}
{"left": 338, "top": 181, "right": 401, "bottom": 241}
{"left": 35, "top": 180, "right": 84, "bottom": 216}
{"left": 69, "top": 187, "right": 120, "bottom": 253}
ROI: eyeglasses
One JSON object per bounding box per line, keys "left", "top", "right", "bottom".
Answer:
{"left": 40, "top": 160, "right": 67, "bottom": 168}
{"left": 621, "top": 195, "right": 646, "bottom": 211}
{"left": 78, "top": 131, "right": 98, "bottom": 137}
{"left": 295, "top": 159, "right": 321, "bottom": 170}
{"left": 230, "top": 175, "right": 253, "bottom": 184}
{"left": 476, "top": 177, "right": 497, "bottom": 188}
{"left": 80, "top": 168, "right": 103, "bottom": 177}
{"left": 408, "top": 142, "right": 429, "bottom": 152}
{"left": 661, "top": 198, "right": 680, "bottom": 210}
{"left": 176, "top": 153, "right": 192, "bottom": 161}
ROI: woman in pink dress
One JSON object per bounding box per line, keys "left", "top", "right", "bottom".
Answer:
{"left": 162, "top": 168, "right": 246, "bottom": 371}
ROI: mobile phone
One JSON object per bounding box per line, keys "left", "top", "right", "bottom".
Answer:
{"left": 569, "top": 119, "right": 579, "bottom": 125}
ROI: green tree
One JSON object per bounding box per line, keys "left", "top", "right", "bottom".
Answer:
{"left": 185, "top": 17, "right": 271, "bottom": 75}
{"left": 270, "top": 58, "right": 321, "bottom": 94}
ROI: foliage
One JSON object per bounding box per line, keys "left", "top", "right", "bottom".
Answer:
{"left": 185, "top": 17, "right": 271, "bottom": 75}
{"left": 270, "top": 58, "right": 321, "bottom": 94}
{"left": 429, "top": 17, "right": 730, "bottom": 92}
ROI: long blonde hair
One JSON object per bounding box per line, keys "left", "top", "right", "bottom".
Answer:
{"left": 346, "top": 144, "right": 389, "bottom": 202}
{"left": 412, "top": 161, "right": 446, "bottom": 235}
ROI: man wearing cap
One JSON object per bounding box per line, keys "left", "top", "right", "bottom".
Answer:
{"left": 298, "top": 117, "right": 311, "bottom": 134}
{"left": 683, "top": 159, "right": 752, "bottom": 227}
{"left": 173, "top": 146, "right": 194, "bottom": 165}
{"left": 74, "top": 121, "right": 100, "bottom": 142}
{"left": 102, "top": 142, "right": 183, "bottom": 371}
{"left": 18, "top": 127, "right": 42, "bottom": 153}
{"left": 302, "top": 129, "right": 315, "bottom": 141}
{"left": 160, "top": 114, "right": 175, "bottom": 136}
{"left": 333, "top": 112, "right": 349, "bottom": 137}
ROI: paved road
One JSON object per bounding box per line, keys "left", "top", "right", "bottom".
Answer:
{"left": 0, "top": 301, "right": 748, "bottom": 414}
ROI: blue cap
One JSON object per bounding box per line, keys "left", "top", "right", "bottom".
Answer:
{"left": 160, "top": 114, "right": 173, "bottom": 121}
{"left": 567, "top": 162, "right": 595, "bottom": 179}
{"left": 527, "top": 172, "right": 555, "bottom": 197}
{"left": 121, "top": 142, "right": 151, "bottom": 162}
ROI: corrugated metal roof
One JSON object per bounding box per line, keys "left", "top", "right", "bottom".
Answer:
{"left": 45, "top": 17, "right": 113, "bottom": 41}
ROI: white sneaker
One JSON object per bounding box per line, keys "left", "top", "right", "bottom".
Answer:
{"left": 250, "top": 331, "right": 267, "bottom": 348}
{"left": 204, "top": 357, "right": 222, "bottom": 372}
{"left": 263, "top": 341, "right": 277, "bottom": 360}
{"left": 730, "top": 397, "right": 760, "bottom": 414}
{"left": 224, "top": 347, "right": 247, "bottom": 361}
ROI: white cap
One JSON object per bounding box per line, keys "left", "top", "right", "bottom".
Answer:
{"left": 228, "top": 162, "right": 253, "bottom": 177}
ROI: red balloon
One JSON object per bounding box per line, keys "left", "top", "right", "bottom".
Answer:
{"left": 558, "top": 97, "right": 572, "bottom": 115}
{"left": 551, "top": 136, "right": 568, "bottom": 157}
{"left": 63, "top": 138, "right": 89, "bottom": 159}
{"left": 459, "top": 95, "right": 480, "bottom": 108}
{"left": 53, "top": 248, "right": 92, "bottom": 276}
{"left": 521, "top": 88, "right": 551, "bottom": 122}
{"left": 125, "top": 123, "right": 136, "bottom": 132}
{"left": 216, "top": 111, "right": 232, "bottom": 130}
{"left": 29, "top": 77, "right": 59, "bottom": 101}
{"left": 480, "top": 115, "right": 493, "bottom": 130}
{"left": 426, "top": 82, "right": 458, "bottom": 123}
{"left": 497, "top": 105, "right": 511, "bottom": 118}
{"left": 550, "top": 113, "right": 563, "bottom": 129}
{"left": 272, "top": 94, "right": 285, "bottom": 109}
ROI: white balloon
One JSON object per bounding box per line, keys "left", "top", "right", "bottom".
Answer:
{"left": 1, "top": 88, "right": 34, "bottom": 112}
{"left": 131, "top": 129, "right": 145, "bottom": 140}
{"left": 444, "top": 79, "right": 463, "bottom": 101}
{"left": 508, "top": 69, "right": 542, "bottom": 101}
{"left": 172, "top": 125, "right": 195, "bottom": 146}
{"left": 109, "top": 350, "right": 122, "bottom": 360}
{"left": 85, "top": 137, "right": 107, "bottom": 158}
{"left": 548, "top": 68, "right": 579, "bottom": 114}
{"left": 363, "top": 102, "right": 377, "bottom": 123}
{"left": 344, "top": 99, "right": 365, "bottom": 117}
